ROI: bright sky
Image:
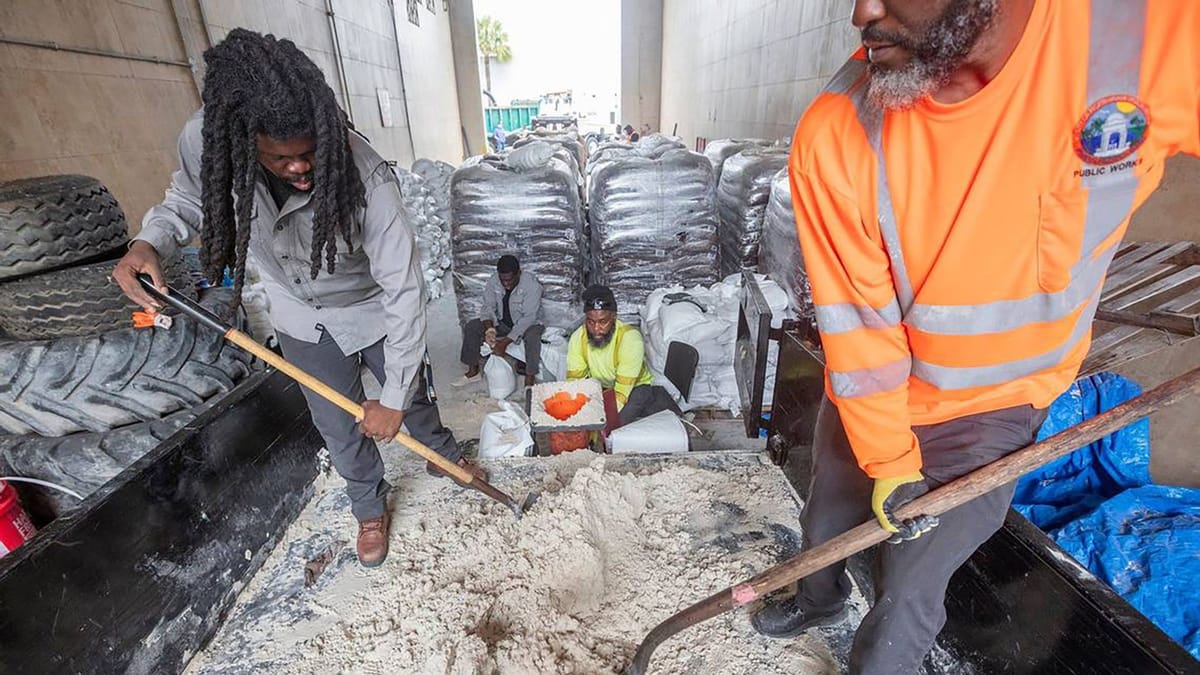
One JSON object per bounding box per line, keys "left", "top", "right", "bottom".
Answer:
{"left": 472, "top": 0, "right": 620, "bottom": 114}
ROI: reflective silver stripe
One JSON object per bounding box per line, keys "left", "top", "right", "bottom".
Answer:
{"left": 841, "top": 66, "right": 916, "bottom": 313}
{"left": 905, "top": 243, "right": 1119, "bottom": 335}
{"left": 815, "top": 298, "right": 902, "bottom": 334}
{"left": 829, "top": 357, "right": 912, "bottom": 398}
{"left": 912, "top": 291, "right": 1101, "bottom": 391}
{"left": 1079, "top": 0, "right": 1146, "bottom": 256}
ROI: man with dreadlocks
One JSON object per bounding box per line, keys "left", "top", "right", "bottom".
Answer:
{"left": 114, "top": 29, "right": 485, "bottom": 568}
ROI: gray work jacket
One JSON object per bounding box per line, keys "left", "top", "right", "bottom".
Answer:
{"left": 136, "top": 110, "right": 426, "bottom": 410}
{"left": 480, "top": 270, "right": 542, "bottom": 342}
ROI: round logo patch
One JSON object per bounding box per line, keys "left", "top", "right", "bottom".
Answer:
{"left": 1074, "top": 95, "right": 1150, "bottom": 165}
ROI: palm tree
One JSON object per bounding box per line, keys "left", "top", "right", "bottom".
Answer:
{"left": 476, "top": 16, "right": 512, "bottom": 95}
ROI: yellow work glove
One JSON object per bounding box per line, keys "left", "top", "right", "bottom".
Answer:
{"left": 871, "top": 470, "right": 939, "bottom": 544}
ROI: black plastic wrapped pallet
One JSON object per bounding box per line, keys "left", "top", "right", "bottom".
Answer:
{"left": 717, "top": 147, "right": 790, "bottom": 277}
{"left": 450, "top": 154, "right": 585, "bottom": 329}
{"left": 0, "top": 370, "right": 321, "bottom": 675}
{"left": 588, "top": 148, "right": 720, "bottom": 320}
{"left": 758, "top": 166, "right": 818, "bottom": 333}
{"left": 703, "top": 138, "right": 773, "bottom": 186}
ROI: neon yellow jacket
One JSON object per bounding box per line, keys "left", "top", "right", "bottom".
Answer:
{"left": 566, "top": 320, "right": 653, "bottom": 409}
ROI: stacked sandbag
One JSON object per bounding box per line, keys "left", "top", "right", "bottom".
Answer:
{"left": 717, "top": 147, "right": 790, "bottom": 277}
{"left": 758, "top": 167, "right": 817, "bottom": 334}
{"left": 704, "top": 138, "right": 774, "bottom": 185}
{"left": 394, "top": 167, "right": 452, "bottom": 302}
{"left": 411, "top": 158, "right": 454, "bottom": 232}
{"left": 450, "top": 145, "right": 585, "bottom": 330}
{"left": 640, "top": 274, "right": 790, "bottom": 412}
{"left": 588, "top": 147, "right": 720, "bottom": 321}
{"left": 512, "top": 132, "right": 587, "bottom": 173}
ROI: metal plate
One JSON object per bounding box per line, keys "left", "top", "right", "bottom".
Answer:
{"left": 735, "top": 272, "right": 773, "bottom": 438}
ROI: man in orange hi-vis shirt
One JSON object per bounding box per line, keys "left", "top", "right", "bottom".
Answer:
{"left": 751, "top": 1, "right": 1200, "bottom": 672}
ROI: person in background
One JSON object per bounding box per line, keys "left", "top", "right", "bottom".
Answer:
{"left": 492, "top": 120, "right": 506, "bottom": 152}
{"left": 457, "top": 255, "right": 543, "bottom": 388}
{"left": 566, "top": 285, "right": 680, "bottom": 430}
{"left": 623, "top": 124, "right": 640, "bottom": 143}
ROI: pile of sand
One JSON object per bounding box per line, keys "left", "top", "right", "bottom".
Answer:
{"left": 188, "top": 454, "right": 844, "bottom": 674}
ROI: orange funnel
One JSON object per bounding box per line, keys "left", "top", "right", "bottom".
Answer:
{"left": 543, "top": 391, "right": 591, "bottom": 421}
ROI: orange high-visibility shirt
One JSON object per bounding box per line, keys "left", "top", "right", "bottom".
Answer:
{"left": 791, "top": 0, "right": 1200, "bottom": 479}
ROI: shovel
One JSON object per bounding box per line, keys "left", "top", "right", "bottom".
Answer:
{"left": 137, "top": 275, "right": 539, "bottom": 518}
{"left": 625, "top": 364, "right": 1200, "bottom": 674}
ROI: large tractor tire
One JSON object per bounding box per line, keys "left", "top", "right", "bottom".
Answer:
{"left": 0, "top": 252, "right": 196, "bottom": 340}
{"left": 0, "top": 175, "right": 129, "bottom": 280}
{"left": 0, "top": 404, "right": 212, "bottom": 520}
{"left": 0, "top": 288, "right": 254, "bottom": 436}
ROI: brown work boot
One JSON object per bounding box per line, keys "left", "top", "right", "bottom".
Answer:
{"left": 426, "top": 456, "right": 490, "bottom": 486}
{"left": 356, "top": 511, "right": 390, "bottom": 568}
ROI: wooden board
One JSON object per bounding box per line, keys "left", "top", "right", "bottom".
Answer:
{"left": 1083, "top": 240, "right": 1200, "bottom": 375}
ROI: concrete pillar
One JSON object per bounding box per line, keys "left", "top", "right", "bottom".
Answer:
{"left": 449, "top": 0, "right": 486, "bottom": 159}
{"left": 620, "top": 0, "right": 663, "bottom": 133}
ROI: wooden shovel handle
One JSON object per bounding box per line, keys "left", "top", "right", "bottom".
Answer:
{"left": 225, "top": 330, "right": 477, "bottom": 485}
{"left": 626, "top": 364, "right": 1200, "bottom": 675}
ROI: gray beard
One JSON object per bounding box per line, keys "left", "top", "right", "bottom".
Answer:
{"left": 867, "top": 0, "right": 999, "bottom": 110}
{"left": 588, "top": 332, "right": 613, "bottom": 348}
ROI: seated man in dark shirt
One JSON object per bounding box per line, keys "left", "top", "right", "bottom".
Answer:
{"left": 457, "top": 255, "right": 544, "bottom": 388}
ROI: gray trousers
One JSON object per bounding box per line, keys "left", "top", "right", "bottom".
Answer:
{"left": 619, "top": 384, "right": 682, "bottom": 426}
{"left": 461, "top": 319, "right": 543, "bottom": 376}
{"left": 798, "top": 397, "right": 1045, "bottom": 675}
{"left": 277, "top": 330, "right": 461, "bottom": 522}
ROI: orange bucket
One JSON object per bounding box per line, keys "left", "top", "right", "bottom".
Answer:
{"left": 547, "top": 430, "right": 590, "bottom": 455}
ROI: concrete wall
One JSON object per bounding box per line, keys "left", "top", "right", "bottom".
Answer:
{"left": 448, "top": 0, "right": 485, "bottom": 157}
{"left": 659, "top": 0, "right": 856, "bottom": 144}
{"left": 1, "top": 0, "right": 465, "bottom": 231}
{"left": 0, "top": 0, "right": 205, "bottom": 228}
{"left": 620, "top": 0, "right": 662, "bottom": 133}
{"left": 201, "top": 0, "right": 463, "bottom": 166}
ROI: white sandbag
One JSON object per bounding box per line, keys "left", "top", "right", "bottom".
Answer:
{"left": 505, "top": 341, "right": 525, "bottom": 363}
{"left": 478, "top": 401, "right": 534, "bottom": 458}
{"left": 484, "top": 355, "right": 517, "bottom": 400}
{"left": 538, "top": 329, "right": 570, "bottom": 383}
{"left": 609, "top": 411, "right": 689, "bottom": 455}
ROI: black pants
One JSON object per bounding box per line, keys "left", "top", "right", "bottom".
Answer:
{"left": 461, "top": 319, "right": 543, "bottom": 376}
{"left": 277, "top": 330, "right": 460, "bottom": 522}
{"left": 618, "top": 384, "right": 682, "bottom": 426}
{"left": 790, "top": 397, "right": 1045, "bottom": 675}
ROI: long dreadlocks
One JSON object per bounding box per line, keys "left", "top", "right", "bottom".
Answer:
{"left": 198, "top": 28, "right": 365, "bottom": 315}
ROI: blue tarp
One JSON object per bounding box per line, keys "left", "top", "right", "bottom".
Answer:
{"left": 1014, "top": 372, "right": 1200, "bottom": 660}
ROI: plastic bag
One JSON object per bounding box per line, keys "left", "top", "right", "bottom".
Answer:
{"left": 608, "top": 410, "right": 688, "bottom": 454}
{"left": 478, "top": 401, "right": 534, "bottom": 458}
{"left": 484, "top": 355, "right": 517, "bottom": 400}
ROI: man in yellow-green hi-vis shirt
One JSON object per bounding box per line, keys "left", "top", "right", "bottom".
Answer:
{"left": 566, "top": 285, "right": 681, "bottom": 429}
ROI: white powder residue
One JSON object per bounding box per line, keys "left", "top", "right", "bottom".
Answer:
{"left": 188, "top": 453, "right": 848, "bottom": 674}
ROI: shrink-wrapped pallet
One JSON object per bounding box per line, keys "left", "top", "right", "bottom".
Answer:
{"left": 450, "top": 147, "right": 585, "bottom": 329}
{"left": 588, "top": 148, "right": 720, "bottom": 321}
{"left": 758, "top": 167, "right": 817, "bottom": 333}
{"left": 717, "top": 147, "right": 789, "bottom": 277}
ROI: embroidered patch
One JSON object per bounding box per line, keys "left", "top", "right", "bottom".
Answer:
{"left": 1074, "top": 95, "right": 1150, "bottom": 165}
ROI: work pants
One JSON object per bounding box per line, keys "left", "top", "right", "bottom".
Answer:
{"left": 277, "top": 330, "right": 461, "bottom": 522}
{"left": 797, "top": 396, "right": 1045, "bottom": 675}
{"left": 461, "top": 319, "right": 544, "bottom": 377}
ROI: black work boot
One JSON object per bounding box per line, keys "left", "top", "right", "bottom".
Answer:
{"left": 751, "top": 594, "right": 848, "bottom": 638}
